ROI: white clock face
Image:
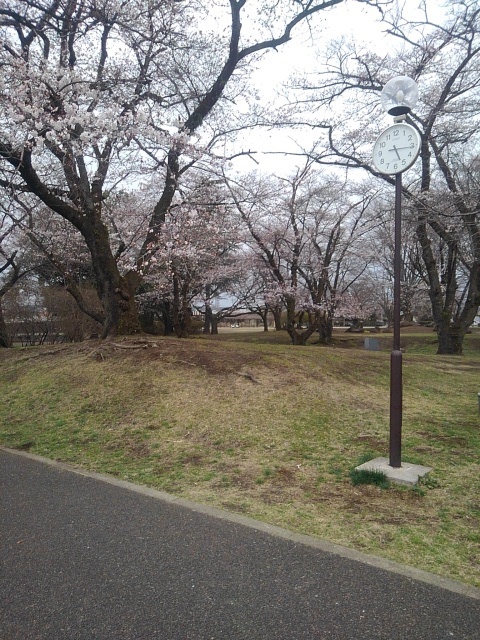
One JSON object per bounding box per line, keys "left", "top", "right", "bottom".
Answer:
{"left": 372, "top": 123, "right": 421, "bottom": 175}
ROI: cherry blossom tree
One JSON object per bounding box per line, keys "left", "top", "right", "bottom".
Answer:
{"left": 0, "top": 200, "right": 106, "bottom": 344}
{"left": 227, "top": 162, "right": 374, "bottom": 344}
{"left": 226, "top": 171, "right": 312, "bottom": 344}
{"left": 335, "top": 279, "right": 381, "bottom": 326}
{"left": 1, "top": 0, "right": 386, "bottom": 338}
{"left": 136, "top": 175, "right": 243, "bottom": 337}
{"left": 295, "top": 172, "right": 376, "bottom": 342}
{"left": 360, "top": 188, "right": 431, "bottom": 325}
{"left": 26, "top": 209, "right": 105, "bottom": 324}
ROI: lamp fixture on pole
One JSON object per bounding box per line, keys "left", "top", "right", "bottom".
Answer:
{"left": 380, "top": 76, "right": 419, "bottom": 117}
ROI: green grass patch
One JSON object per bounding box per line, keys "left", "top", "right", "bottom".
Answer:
{"left": 350, "top": 468, "right": 390, "bottom": 489}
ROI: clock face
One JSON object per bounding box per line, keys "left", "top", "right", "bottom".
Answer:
{"left": 372, "top": 123, "right": 421, "bottom": 175}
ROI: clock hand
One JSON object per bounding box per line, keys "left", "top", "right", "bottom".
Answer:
{"left": 390, "top": 145, "right": 401, "bottom": 160}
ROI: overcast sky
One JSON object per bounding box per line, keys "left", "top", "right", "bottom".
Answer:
{"left": 229, "top": 0, "right": 446, "bottom": 176}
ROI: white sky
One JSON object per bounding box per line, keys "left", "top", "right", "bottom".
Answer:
{"left": 229, "top": 0, "right": 447, "bottom": 176}
{"left": 226, "top": 1, "right": 388, "bottom": 174}
{"left": 254, "top": 1, "right": 388, "bottom": 89}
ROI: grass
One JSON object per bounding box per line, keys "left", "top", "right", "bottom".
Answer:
{"left": 0, "top": 326, "right": 479, "bottom": 588}
{"left": 349, "top": 468, "right": 390, "bottom": 489}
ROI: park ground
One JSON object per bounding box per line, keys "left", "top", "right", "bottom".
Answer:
{"left": 1, "top": 326, "right": 479, "bottom": 588}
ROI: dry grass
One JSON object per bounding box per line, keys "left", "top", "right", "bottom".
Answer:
{"left": 1, "top": 328, "right": 479, "bottom": 587}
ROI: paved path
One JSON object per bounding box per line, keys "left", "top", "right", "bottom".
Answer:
{"left": 1, "top": 448, "right": 479, "bottom": 639}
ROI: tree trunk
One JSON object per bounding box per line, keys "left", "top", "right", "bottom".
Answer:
{"left": 318, "top": 311, "right": 333, "bottom": 344}
{"left": 262, "top": 313, "right": 268, "bottom": 332}
{"left": 285, "top": 302, "right": 318, "bottom": 345}
{"left": 415, "top": 215, "right": 480, "bottom": 355}
{"left": 285, "top": 297, "right": 299, "bottom": 344}
{"left": 0, "top": 302, "right": 12, "bottom": 347}
{"left": 161, "top": 301, "right": 174, "bottom": 336}
{"left": 172, "top": 276, "right": 184, "bottom": 337}
{"left": 437, "top": 322, "right": 464, "bottom": 355}
{"left": 287, "top": 327, "right": 307, "bottom": 345}
{"left": 100, "top": 274, "right": 140, "bottom": 338}
{"left": 139, "top": 310, "right": 155, "bottom": 334}
{"left": 203, "top": 304, "right": 213, "bottom": 334}
{"left": 269, "top": 306, "right": 283, "bottom": 331}
{"left": 83, "top": 220, "right": 141, "bottom": 337}
{"left": 211, "top": 315, "right": 219, "bottom": 335}
{"left": 181, "top": 286, "right": 192, "bottom": 336}
{"left": 171, "top": 276, "right": 192, "bottom": 337}
{"left": 286, "top": 325, "right": 318, "bottom": 346}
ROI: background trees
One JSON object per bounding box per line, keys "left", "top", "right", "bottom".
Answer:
{"left": 227, "top": 163, "right": 375, "bottom": 344}
{"left": 291, "top": 0, "right": 480, "bottom": 353}
{"left": 2, "top": 1, "right": 479, "bottom": 352}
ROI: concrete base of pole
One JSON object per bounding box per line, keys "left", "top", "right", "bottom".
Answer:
{"left": 355, "top": 457, "right": 432, "bottom": 487}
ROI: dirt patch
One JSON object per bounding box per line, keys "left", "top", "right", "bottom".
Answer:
{"left": 103, "top": 436, "right": 152, "bottom": 458}
{"left": 272, "top": 466, "right": 297, "bottom": 483}
{"left": 83, "top": 336, "right": 263, "bottom": 376}
{"left": 181, "top": 453, "right": 203, "bottom": 465}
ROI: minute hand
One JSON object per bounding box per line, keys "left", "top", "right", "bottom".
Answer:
{"left": 389, "top": 146, "right": 413, "bottom": 151}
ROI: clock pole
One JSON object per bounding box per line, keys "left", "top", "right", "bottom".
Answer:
{"left": 390, "top": 172, "right": 403, "bottom": 467}
{"left": 378, "top": 76, "right": 419, "bottom": 469}
{"left": 363, "top": 76, "right": 432, "bottom": 485}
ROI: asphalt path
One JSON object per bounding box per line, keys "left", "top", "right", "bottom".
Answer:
{"left": 1, "top": 448, "right": 479, "bottom": 640}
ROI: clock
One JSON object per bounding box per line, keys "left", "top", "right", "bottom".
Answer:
{"left": 372, "top": 123, "right": 421, "bottom": 175}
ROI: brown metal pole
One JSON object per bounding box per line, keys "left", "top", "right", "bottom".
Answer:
{"left": 390, "top": 172, "right": 403, "bottom": 468}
